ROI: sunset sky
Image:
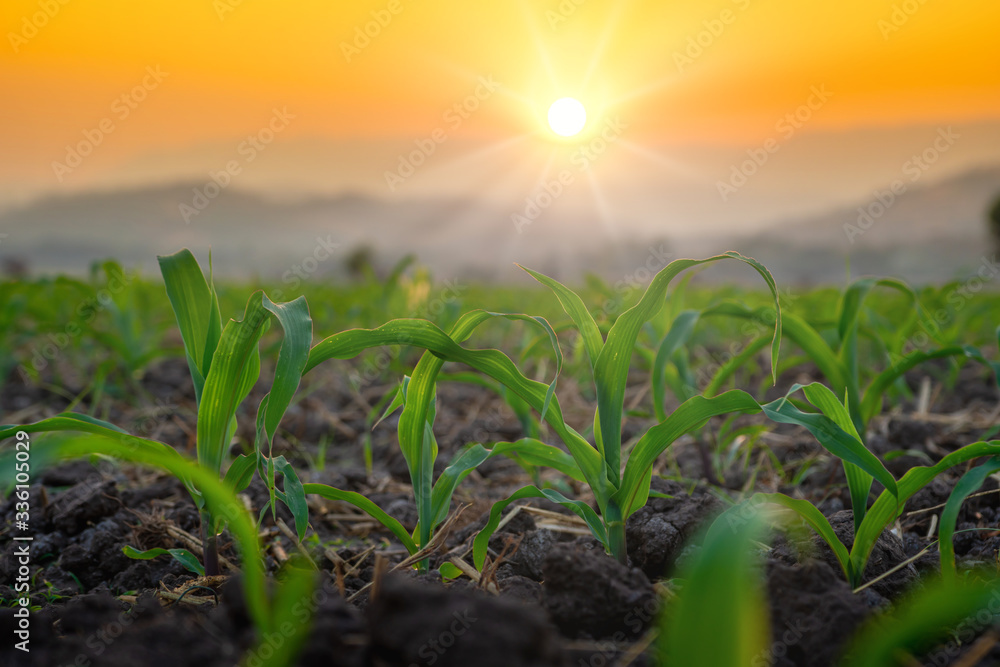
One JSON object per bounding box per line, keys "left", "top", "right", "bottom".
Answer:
{"left": 1, "top": 0, "right": 999, "bottom": 216}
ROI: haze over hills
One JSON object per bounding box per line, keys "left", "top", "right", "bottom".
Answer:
{"left": 705, "top": 165, "right": 1000, "bottom": 284}
{"left": 3, "top": 0, "right": 999, "bottom": 292}
{"left": 4, "top": 119, "right": 998, "bottom": 287}
{"left": 0, "top": 183, "right": 617, "bottom": 282}
{"left": 1, "top": 161, "right": 997, "bottom": 286}
{"left": 6, "top": 120, "right": 999, "bottom": 230}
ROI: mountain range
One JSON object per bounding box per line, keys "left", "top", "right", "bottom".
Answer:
{"left": 1, "top": 164, "right": 997, "bottom": 286}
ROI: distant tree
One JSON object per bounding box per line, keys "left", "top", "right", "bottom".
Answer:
{"left": 990, "top": 194, "right": 1000, "bottom": 255}
{"left": 345, "top": 245, "right": 374, "bottom": 280}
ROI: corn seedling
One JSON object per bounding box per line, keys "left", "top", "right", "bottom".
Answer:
{"left": 655, "top": 498, "right": 1000, "bottom": 667}
{"left": 715, "top": 423, "right": 1000, "bottom": 588}
{"left": 840, "top": 576, "right": 1000, "bottom": 666}
{"left": 682, "top": 278, "right": 996, "bottom": 531}
{"left": 300, "top": 310, "right": 576, "bottom": 570}
{"left": 468, "top": 253, "right": 895, "bottom": 567}
{"left": 0, "top": 431, "right": 317, "bottom": 667}
{"left": 938, "top": 455, "right": 1000, "bottom": 582}
{"left": 0, "top": 249, "right": 313, "bottom": 576}
{"left": 657, "top": 511, "right": 771, "bottom": 666}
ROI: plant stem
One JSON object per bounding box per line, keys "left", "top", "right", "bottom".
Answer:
{"left": 608, "top": 521, "right": 627, "bottom": 565}
{"left": 606, "top": 502, "right": 628, "bottom": 565}
{"left": 200, "top": 509, "right": 220, "bottom": 577}
{"left": 697, "top": 431, "right": 723, "bottom": 487}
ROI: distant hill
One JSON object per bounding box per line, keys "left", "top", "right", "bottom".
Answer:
{"left": 1, "top": 165, "right": 998, "bottom": 285}
{"left": 701, "top": 165, "right": 1000, "bottom": 285}
{"left": 773, "top": 165, "right": 1000, "bottom": 248}
{"left": 0, "top": 183, "right": 627, "bottom": 281}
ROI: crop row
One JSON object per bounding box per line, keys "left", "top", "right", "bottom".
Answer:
{"left": 3, "top": 248, "right": 1000, "bottom": 665}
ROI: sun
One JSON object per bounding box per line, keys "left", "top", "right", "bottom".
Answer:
{"left": 547, "top": 97, "right": 587, "bottom": 137}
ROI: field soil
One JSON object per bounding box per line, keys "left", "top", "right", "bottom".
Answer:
{"left": 2, "top": 358, "right": 1000, "bottom": 666}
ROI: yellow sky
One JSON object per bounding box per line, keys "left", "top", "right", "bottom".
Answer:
{"left": 2, "top": 0, "right": 999, "bottom": 183}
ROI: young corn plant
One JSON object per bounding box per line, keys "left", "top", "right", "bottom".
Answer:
{"left": 0, "top": 249, "right": 313, "bottom": 576}
{"left": 299, "top": 310, "right": 579, "bottom": 570}
{"left": 655, "top": 501, "right": 1000, "bottom": 667}
{"left": 938, "top": 455, "right": 1000, "bottom": 582}
{"left": 672, "top": 277, "right": 995, "bottom": 531}
{"left": 0, "top": 432, "right": 317, "bottom": 667}
{"left": 160, "top": 249, "right": 314, "bottom": 573}
{"left": 713, "top": 383, "right": 1000, "bottom": 589}
{"left": 697, "top": 278, "right": 991, "bottom": 437}
{"left": 87, "top": 260, "right": 179, "bottom": 386}
{"left": 839, "top": 576, "right": 1000, "bottom": 667}
{"left": 658, "top": 510, "right": 771, "bottom": 666}
{"left": 460, "top": 253, "right": 896, "bottom": 567}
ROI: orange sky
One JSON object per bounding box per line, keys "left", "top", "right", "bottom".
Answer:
{"left": 1, "top": 0, "right": 999, "bottom": 196}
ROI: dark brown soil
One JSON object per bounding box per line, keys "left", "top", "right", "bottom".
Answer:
{"left": 3, "top": 358, "right": 1000, "bottom": 666}
{"left": 626, "top": 478, "right": 723, "bottom": 579}
{"left": 764, "top": 559, "right": 870, "bottom": 667}
{"left": 368, "top": 574, "right": 564, "bottom": 667}
{"left": 541, "top": 540, "right": 656, "bottom": 640}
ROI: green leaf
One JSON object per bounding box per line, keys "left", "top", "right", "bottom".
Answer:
{"left": 1, "top": 412, "right": 129, "bottom": 440}
{"left": 800, "top": 382, "right": 872, "bottom": 532}
{"left": 439, "top": 562, "right": 464, "bottom": 580}
{"left": 651, "top": 310, "right": 700, "bottom": 421}
{"left": 853, "top": 440, "right": 1000, "bottom": 588}
{"left": 427, "top": 444, "right": 491, "bottom": 530}
{"left": 486, "top": 438, "right": 585, "bottom": 482}
{"left": 740, "top": 493, "right": 853, "bottom": 582}
{"left": 122, "top": 546, "right": 205, "bottom": 576}
{"left": 222, "top": 453, "right": 257, "bottom": 494}
{"left": 520, "top": 264, "right": 604, "bottom": 373}
{"left": 302, "top": 483, "right": 418, "bottom": 555}
{"left": 372, "top": 381, "right": 405, "bottom": 429}
{"left": 305, "top": 317, "right": 606, "bottom": 507}
{"left": 425, "top": 438, "right": 587, "bottom": 537}
{"left": 0, "top": 432, "right": 270, "bottom": 635}
{"left": 939, "top": 456, "right": 1000, "bottom": 581}
{"left": 615, "top": 390, "right": 764, "bottom": 519}
{"left": 660, "top": 510, "right": 770, "bottom": 667}
{"left": 259, "top": 562, "right": 317, "bottom": 667}
{"left": 800, "top": 383, "right": 862, "bottom": 441}
{"left": 273, "top": 456, "right": 309, "bottom": 541}
{"left": 838, "top": 277, "right": 919, "bottom": 433}
{"left": 595, "top": 253, "right": 781, "bottom": 486}
{"left": 196, "top": 291, "right": 268, "bottom": 476}
{"left": 473, "top": 485, "right": 608, "bottom": 569}
{"left": 841, "top": 579, "right": 1000, "bottom": 667}
{"left": 0, "top": 415, "right": 181, "bottom": 465}
{"left": 762, "top": 389, "right": 897, "bottom": 503}
{"left": 260, "top": 295, "right": 312, "bottom": 444}
{"left": 157, "top": 249, "right": 222, "bottom": 404}
{"left": 625, "top": 467, "right": 654, "bottom": 516}
{"left": 704, "top": 335, "right": 770, "bottom": 397}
